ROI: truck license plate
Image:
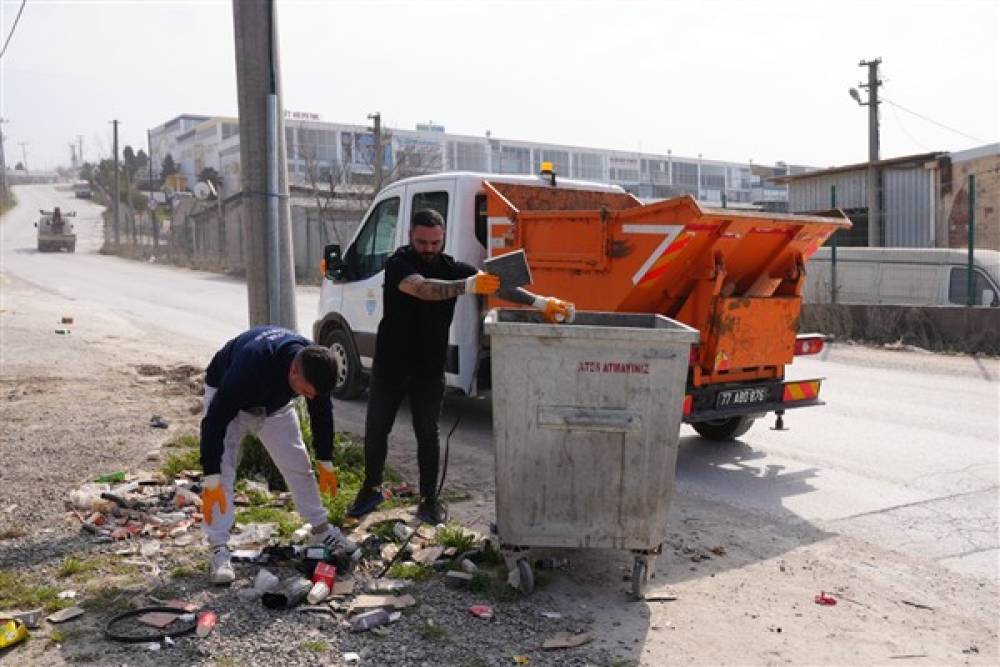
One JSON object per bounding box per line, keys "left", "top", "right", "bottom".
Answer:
{"left": 716, "top": 387, "right": 769, "bottom": 409}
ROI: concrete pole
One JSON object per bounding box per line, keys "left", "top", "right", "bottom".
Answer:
{"left": 18, "top": 142, "right": 28, "bottom": 174}
{"left": 368, "top": 111, "right": 382, "bottom": 190}
{"left": 0, "top": 119, "right": 8, "bottom": 203}
{"left": 860, "top": 58, "right": 882, "bottom": 246}
{"left": 232, "top": 0, "right": 297, "bottom": 329}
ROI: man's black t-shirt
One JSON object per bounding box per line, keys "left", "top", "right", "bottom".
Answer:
{"left": 374, "top": 245, "right": 477, "bottom": 377}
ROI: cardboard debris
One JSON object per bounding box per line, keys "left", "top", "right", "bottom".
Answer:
{"left": 349, "top": 594, "right": 416, "bottom": 611}
{"left": 0, "top": 609, "right": 42, "bottom": 629}
{"left": 446, "top": 571, "right": 474, "bottom": 589}
{"left": 331, "top": 579, "right": 356, "bottom": 597}
{"left": 357, "top": 507, "right": 413, "bottom": 532}
{"left": 542, "top": 633, "right": 592, "bottom": 650}
{"left": 46, "top": 607, "right": 85, "bottom": 624}
{"left": 138, "top": 611, "right": 179, "bottom": 629}
{"left": 165, "top": 599, "right": 199, "bottom": 613}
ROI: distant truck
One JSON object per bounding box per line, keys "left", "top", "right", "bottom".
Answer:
{"left": 73, "top": 181, "right": 92, "bottom": 198}
{"left": 35, "top": 208, "right": 76, "bottom": 252}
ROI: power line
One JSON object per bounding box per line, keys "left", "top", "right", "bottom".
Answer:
{"left": 0, "top": 0, "right": 27, "bottom": 61}
{"left": 882, "top": 97, "right": 992, "bottom": 145}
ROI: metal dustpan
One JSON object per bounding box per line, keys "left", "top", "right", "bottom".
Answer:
{"left": 485, "top": 250, "right": 532, "bottom": 289}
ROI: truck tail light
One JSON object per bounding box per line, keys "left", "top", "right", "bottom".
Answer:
{"left": 688, "top": 344, "right": 700, "bottom": 366}
{"left": 320, "top": 258, "right": 328, "bottom": 279}
{"left": 683, "top": 394, "right": 693, "bottom": 416}
{"left": 794, "top": 335, "right": 825, "bottom": 356}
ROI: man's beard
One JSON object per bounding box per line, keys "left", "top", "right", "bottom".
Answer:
{"left": 418, "top": 250, "right": 440, "bottom": 264}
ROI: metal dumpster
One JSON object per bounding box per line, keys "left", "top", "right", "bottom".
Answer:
{"left": 484, "top": 308, "right": 699, "bottom": 597}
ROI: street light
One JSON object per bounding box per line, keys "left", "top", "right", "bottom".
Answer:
{"left": 848, "top": 87, "right": 862, "bottom": 105}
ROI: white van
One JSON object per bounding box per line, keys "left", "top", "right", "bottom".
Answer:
{"left": 312, "top": 171, "right": 627, "bottom": 399}
{"left": 804, "top": 247, "right": 1000, "bottom": 308}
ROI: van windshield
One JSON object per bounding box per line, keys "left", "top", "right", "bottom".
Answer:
{"left": 949, "top": 268, "right": 999, "bottom": 306}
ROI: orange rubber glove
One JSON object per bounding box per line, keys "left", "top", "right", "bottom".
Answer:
{"left": 317, "top": 461, "right": 338, "bottom": 498}
{"left": 464, "top": 271, "right": 501, "bottom": 295}
{"left": 201, "top": 474, "right": 226, "bottom": 526}
{"left": 533, "top": 296, "right": 576, "bottom": 323}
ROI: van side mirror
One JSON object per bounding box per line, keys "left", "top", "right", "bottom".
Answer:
{"left": 323, "top": 244, "right": 345, "bottom": 280}
{"left": 982, "top": 289, "right": 996, "bottom": 307}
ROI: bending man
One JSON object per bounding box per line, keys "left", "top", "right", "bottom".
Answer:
{"left": 200, "top": 326, "right": 355, "bottom": 585}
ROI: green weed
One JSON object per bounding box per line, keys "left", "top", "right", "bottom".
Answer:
{"left": 235, "top": 507, "right": 302, "bottom": 538}
{"left": 418, "top": 618, "right": 447, "bottom": 641}
{"left": 301, "top": 639, "right": 328, "bottom": 653}
{"left": 387, "top": 562, "right": 433, "bottom": 582}
{"left": 434, "top": 523, "right": 476, "bottom": 553}
{"left": 0, "top": 570, "right": 71, "bottom": 613}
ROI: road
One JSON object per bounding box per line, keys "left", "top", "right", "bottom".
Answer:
{"left": 3, "top": 183, "right": 997, "bottom": 582}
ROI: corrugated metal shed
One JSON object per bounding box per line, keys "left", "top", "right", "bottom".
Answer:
{"left": 883, "top": 167, "right": 934, "bottom": 247}
{"left": 788, "top": 170, "right": 867, "bottom": 211}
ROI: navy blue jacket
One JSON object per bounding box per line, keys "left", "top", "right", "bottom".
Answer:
{"left": 200, "top": 327, "right": 333, "bottom": 475}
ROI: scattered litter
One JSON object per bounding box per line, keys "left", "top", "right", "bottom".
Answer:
{"left": 900, "top": 600, "right": 934, "bottom": 611}
{"left": 709, "top": 545, "right": 727, "bottom": 556}
{"left": 469, "top": 604, "right": 494, "bottom": 620}
{"left": 47, "top": 606, "right": 85, "bottom": 624}
{"left": 814, "top": 591, "right": 837, "bottom": 606}
{"left": 412, "top": 545, "right": 445, "bottom": 565}
{"left": 231, "top": 548, "right": 263, "bottom": 562}
{"left": 460, "top": 558, "right": 478, "bottom": 574}
{"left": 962, "top": 646, "right": 979, "bottom": 655}
{"left": 332, "top": 579, "right": 356, "bottom": 597}
{"left": 298, "top": 605, "right": 337, "bottom": 617}
{"left": 57, "top": 590, "right": 77, "bottom": 600}
{"left": 54, "top": 328, "right": 71, "bottom": 335}
{"left": 262, "top": 577, "right": 312, "bottom": 610}
{"left": 643, "top": 593, "right": 678, "bottom": 602}
{"left": 343, "top": 652, "right": 361, "bottom": 664}
{"left": 94, "top": 471, "right": 126, "bottom": 484}
{"left": 0, "top": 619, "right": 29, "bottom": 649}
{"left": 254, "top": 568, "right": 281, "bottom": 593}
{"left": 380, "top": 543, "right": 400, "bottom": 562}
{"left": 350, "top": 608, "right": 391, "bottom": 633}
{"left": 542, "top": 632, "right": 592, "bottom": 650}
{"left": 307, "top": 563, "right": 337, "bottom": 604}
{"left": 3, "top": 504, "right": 17, "bottom": 514}
{"left": 2, "top": 609, "right": 42, "bottom": 629}
{"left": 195, "top": 611, "right": 217, "bottom": 638}
{"left": 149, "top": 415, "right": 169, "bottom": 429}
{"left": 349, "top": 594, "right": 416, "bottom": 611}
{"left": 540, "top": 611, "right": 562, "bottom": 619}
{"left": 162, "top": 599, "right": 199, "bottom": 613}
{"left": 140, "top": 541, "right": 161, "bottom": 557}
{"left": 163, "top": 636, "right": 175, "bottom": 647}
{"left": 513, "top": 656, "right": 530, "bottom": 665}
{"left": 890, "top": 655, "right": 927, "bottom": 660}
{"left": 144, "top": 642, "right": 161, "bottom": 652}
{"left": 363, "top": 578, "right": 409, "bottom": 594}
{"left": 393, "top": 522, "right": 415, "bottom": 541}
{"left": 61, "top": 316, "right": 74, "bottom": 324}
{"left": 138, "top": 611, "right": 179, "bottom": 629}
{"left": 291, "top": 524, "right": 313, "bottom": 543}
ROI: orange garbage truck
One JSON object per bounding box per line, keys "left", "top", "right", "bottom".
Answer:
{"left": 481, "top": 176, "right": 851, "bottom": 440}
{"left": 316, "top": 169, "right": 850, "bottom": 441}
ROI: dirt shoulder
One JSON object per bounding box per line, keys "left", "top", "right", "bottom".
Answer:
{"left": 0, "top": 271, "right": 997, "bottom": 666}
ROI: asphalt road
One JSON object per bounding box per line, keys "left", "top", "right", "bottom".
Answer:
{"left": 3, "top": 184, "right": 997, "bottom": 582}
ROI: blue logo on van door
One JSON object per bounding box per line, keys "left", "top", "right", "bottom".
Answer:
{"left": 366, "top": 299, "right": 377, "bottom": 316}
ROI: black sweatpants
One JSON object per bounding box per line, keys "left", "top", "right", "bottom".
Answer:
{"left": 362, "top": 369, "right": 446, "bottom": 499}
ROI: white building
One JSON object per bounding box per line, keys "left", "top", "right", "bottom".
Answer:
{"left": 148, "top": 114, "right": 211, "bottom": 179}
{"left": 165, "top": 112, "right": 802, "bottom": 207}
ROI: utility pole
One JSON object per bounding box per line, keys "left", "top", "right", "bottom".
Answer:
{"left": 232, "top": 0, "right": 297, "bottom": 329}
{"left": 148, "top": 128, "right": 159, "bottom": 249}
{"left": 69, "top": 143, "right": 77, "bottom": 169}
{"left": 111, "top": 119, "right": 121, "bottom": 247}
{"left": 368, "top": 111, "right": 382, "bottom": 190}
{"left": 852, "top": 58, "right": 882, "bottom": 246}
{"left": 0, "top": 118, "right": 8, "bottom": 203}
{"left": 18, "top": 142, "right": 28, "bottom": 174}
{"left": 77, "top": 135, "right": 84, "bottom": 165}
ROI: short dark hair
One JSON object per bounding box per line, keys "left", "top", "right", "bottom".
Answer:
{"left": 297, "top": 345, "right": 337, "bottom": 394}
{"left": 411, "top": 209, "right": 445, "bottom": 229}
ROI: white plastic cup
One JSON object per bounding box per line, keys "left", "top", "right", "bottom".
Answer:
{"left": 306, "top": 581, "right": 330, "bottom": 604}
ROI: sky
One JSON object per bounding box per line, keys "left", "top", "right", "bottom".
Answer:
{"left": 1, "top": 0, "right": 997, "bottom": 171}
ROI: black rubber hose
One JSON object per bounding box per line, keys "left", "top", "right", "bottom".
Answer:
{"left": 104, "top": 606, "right": 199, "bottom": 643}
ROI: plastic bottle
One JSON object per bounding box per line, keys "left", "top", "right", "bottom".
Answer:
{"left": 350, "top": 608, "right": 390, "bottom": 632}
{"left": 393, "top": 523, "right": 414, "bottom": 541}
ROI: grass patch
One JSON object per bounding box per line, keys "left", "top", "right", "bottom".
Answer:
{"left": 79, "top": 584, "right": 131, "bottom": 613}
{"left": 57, "top": 556, "right": 98, "bottom": 579}
{"left": 434, "top": 523, "right": 476, "bottom": 553}
{"left": 235, "top": 507, "right": 302, "bottom": 539}
{"left": 467, "top": 569, "right": 521, "bottom": 602}
{"left": 417, "top": 618, "right": 447, "bottom": 641}
{"left": 214, "top": 658, "right": 239, "bottom": 667}
{"left": 164, "top": 433, "right": 200, "bottom": 449}
{"left": 0, "top": 570, "right": 73, "bottom": 613}
{"left": 369, "top": 522, "right": 399, "bottom": 543}
{"left": 169, "top": 564, "right": 199, "bottom": 579}
{"left": 301, "top": 639, "right": 329, "bottom": 653}
{"left": 387, "top": 562, "right": 433, "bottom": 582}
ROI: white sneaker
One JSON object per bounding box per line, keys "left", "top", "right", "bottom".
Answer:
{"left": 311, "top": 526, "right": 358, "bottom": 554}
{"left": 209, "top": 546, "right": 235, "bottom": 585}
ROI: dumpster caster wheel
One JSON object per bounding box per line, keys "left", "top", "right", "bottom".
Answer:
{"left": 631, "top": 558, "right": 649, "bottom": 599}
{"left": 517, "top": 559, "right": 534, "bottom": 595}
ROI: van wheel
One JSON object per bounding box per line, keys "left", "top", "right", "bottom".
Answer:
{"left": 693, "top": 416, "right": 756, "bottom": 441}
{"left": 325, "top": 329, "right": 364, "bottom": 400}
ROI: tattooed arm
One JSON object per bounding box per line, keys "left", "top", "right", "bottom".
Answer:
{"left": 398, "top": 273, "right": 468, "bottom": 301}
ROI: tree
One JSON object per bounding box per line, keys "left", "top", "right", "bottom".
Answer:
{"left": 14, "top": 162, "right": 23, "bottom": 171}
{"left": 198, "top": 166, "right": 222, "bottom": 189}
{"left": 123, "top": 145, "right": 137, "bottom": 174}
{"left": 79, "top": 162, "right": 95, "bottom": 182}
{"left": 161, "top": 153, "right": 178, "bottom": 177}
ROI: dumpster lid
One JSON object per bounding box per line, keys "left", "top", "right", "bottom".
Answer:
{"left": 484, "top": 309, "right": 700, "bottom": 344}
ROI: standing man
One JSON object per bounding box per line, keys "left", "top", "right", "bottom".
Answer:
{"left": 346, "top": 209, "right": 574, "bottom": 524}
{"left": 200, "top": 326, "right": 356, "bottom": 585}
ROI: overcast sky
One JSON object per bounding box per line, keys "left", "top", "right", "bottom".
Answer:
{"left": 1, "top": 0, "right": 997, "bottom": 171}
